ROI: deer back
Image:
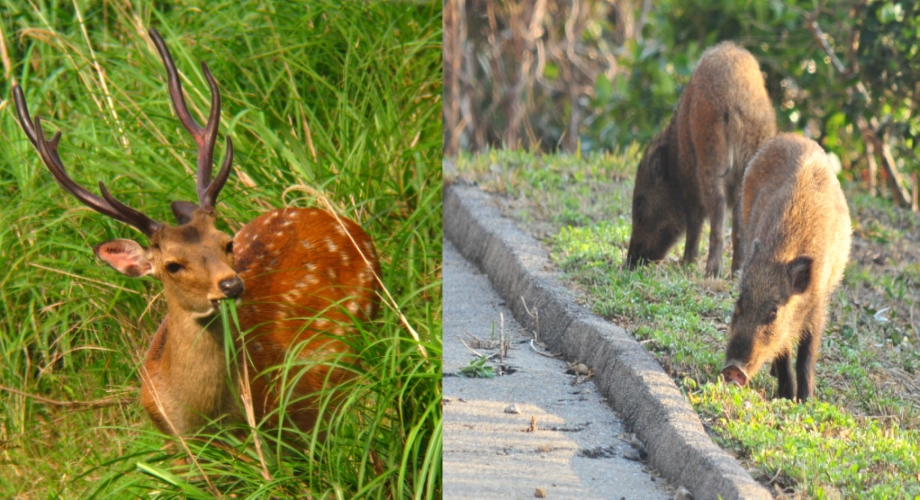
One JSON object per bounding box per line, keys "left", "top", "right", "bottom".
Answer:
{"left": 231, "top": 207, "right": 380, "bottom": 429}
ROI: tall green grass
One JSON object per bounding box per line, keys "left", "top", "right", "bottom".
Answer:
{"left": 0, "top": 1, "right": 441, "bottom": 497}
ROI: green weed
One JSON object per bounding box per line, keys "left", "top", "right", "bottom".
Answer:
{"left": 459, "top": 357, "right": 495, "bottom": 379}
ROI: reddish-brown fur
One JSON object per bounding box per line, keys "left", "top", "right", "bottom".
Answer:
{"left": 626, "top": 41, "right": 776, "bottom": 276}
{"left": 139, "top": 207, "right": 380, "bottom": 436}
{"left": 722, "top": 134, "right": 851, "bottom": 401}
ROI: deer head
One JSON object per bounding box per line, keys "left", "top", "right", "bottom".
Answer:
{"left": 13, "top": 28, "right": 242, "bottom": 321}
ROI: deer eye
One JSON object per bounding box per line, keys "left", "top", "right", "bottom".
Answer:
{"left": 165, "top": 262, "right": 185, "bottom": 274}
{"left": 225, "top": 241, "right": 234, "bottom": 254}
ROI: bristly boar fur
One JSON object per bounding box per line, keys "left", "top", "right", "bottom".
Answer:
{"left": 625, "top": 41, "right": 776, "bottom": 277}
{"left": 722, "top": 133, "right": 851, "bottom": 402}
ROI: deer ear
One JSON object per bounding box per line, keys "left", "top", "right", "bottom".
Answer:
{"left": 94, "top": 239, "right": 153, "bottom": 278}
{"left": 788, "top": 256, "right": 813, "bottom": 295}
{"left": 171, "top": 201, "right": 199, "bottom": 225}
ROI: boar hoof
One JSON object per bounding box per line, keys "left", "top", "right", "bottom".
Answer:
{"left": 705, "top": 260, "right": 721, "bottom": 278}
{"left": 722, "top": 364, "right": 749, "bottom": 387}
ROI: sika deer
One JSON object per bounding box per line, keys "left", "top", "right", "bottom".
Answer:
{"left": 12, "top": 28, "right": 380, "bottom": 438}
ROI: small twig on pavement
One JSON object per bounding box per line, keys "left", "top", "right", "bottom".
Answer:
{"left": 499, "top": 312, "right": 506, "bottom": 364}
{"left": 530, "top": 339, "right": 561, "bottom": 358}
{"left": 521, "top": 296, "right": 541, "bottom": 342}
{"left": 460, "top": 338, "right": 486, "bottom": 358}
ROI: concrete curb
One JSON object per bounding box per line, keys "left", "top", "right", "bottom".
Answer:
{"left": 444, "top": 183, "right": 771, "bottom": 500}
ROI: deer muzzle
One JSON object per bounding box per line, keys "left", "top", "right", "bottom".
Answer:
{"left": 219, "top": 276, "right": 244, "bottom": 299}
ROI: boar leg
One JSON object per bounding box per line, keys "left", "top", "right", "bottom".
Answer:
{"left": 772, "top": 351, "right": 796, "bottom": 400}
{"left": 704, "top": 192, "right": 726, "bottom": 277}
{"left": 683, "top": 212, "right": 703, "bottom": 266}
{"left": 795, "top": 327, "right": 821, "bottom": 402}
{"left": 730, "top": 200, "right": 743, "bottom": 275}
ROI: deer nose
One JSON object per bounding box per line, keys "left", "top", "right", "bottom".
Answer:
{"left": 219, "top": 276, "right": 244, "bottom": 299}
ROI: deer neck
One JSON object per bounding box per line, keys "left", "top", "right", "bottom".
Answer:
{"left": 160, "top": 306, "right": 237, "bottom": 424}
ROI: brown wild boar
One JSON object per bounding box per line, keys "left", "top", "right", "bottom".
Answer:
{"left": 722, "top": 133, "right": 851, "bottom": 401}
{"left": 625, "top": 41, "right": 776, "bottom": 276}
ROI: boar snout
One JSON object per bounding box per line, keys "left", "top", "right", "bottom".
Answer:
{"left": 722, "top": 362, "right": 749, "bottom": 386}
{"left": 624, "top": 243, "right": 643, "bottom": 270}
{"left": 625, "top": 225, "right": 679, "bottom": 270}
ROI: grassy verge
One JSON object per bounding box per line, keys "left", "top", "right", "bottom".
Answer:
{"left": 449, "top": 149, "right": 920, "bottom": 498}
{"left": 1, "top": 1, "right": 441, "bottom": 497}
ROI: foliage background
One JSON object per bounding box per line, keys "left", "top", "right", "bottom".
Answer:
{"left": 0, "top": 0, "right": 441, "bottom": 497}
{"left": 444, "top": 0, "right": 919, "bottom": 210}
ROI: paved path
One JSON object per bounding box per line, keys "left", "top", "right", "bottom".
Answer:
{"left": 443, "top": 239, "right": 672, "bottom": 500}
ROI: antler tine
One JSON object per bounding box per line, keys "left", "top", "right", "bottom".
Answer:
{"left": 149, "top": 28, "right": 232, "bottom": 211}
{"left": 202, "top": 136, "right": 233, "bottom": 209}
{"left": 12, "top": 85, "right": 163, "bottom": 238}
{"left": 12, "top": 85, "right": 40, "bottom": 147}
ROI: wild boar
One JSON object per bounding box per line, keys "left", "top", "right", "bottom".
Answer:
{"left": 722, "top": 133, "right": 851, "bottom": 401}
{"left": 625, "top": 41, "right": 776, "bottom": 276}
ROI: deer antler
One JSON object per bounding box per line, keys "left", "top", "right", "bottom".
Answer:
{"left": 148, "top": 28, "right": 233, "bottom": 211}
{"left": 12, "top": 85, "right": 164, "bottom": 238}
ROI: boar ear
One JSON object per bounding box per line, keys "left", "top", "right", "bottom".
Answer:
{"left": 788, "top": 256, "right": 813, "bottom": 295}
{"left": 742, "top": 239, "right": 760, "bottom": 269}
{"left": 647, "top": 145, "right": 664, "bottom": 178}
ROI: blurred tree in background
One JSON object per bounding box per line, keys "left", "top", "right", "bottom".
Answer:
{"left": 444, "top": 0, "right": 920, "bottom": 211}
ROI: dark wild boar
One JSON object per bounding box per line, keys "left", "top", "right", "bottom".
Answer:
{"left": 626, "top": 41, "right": 776, "bottom": 276}
{"left": 722, "top": 134, "right": 851, "bottom": 401}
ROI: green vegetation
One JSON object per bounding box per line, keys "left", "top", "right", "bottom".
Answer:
{"left": 451, "top": 149, "right": 920, "bottom": 497}
{"left": 459, "top": 357, "right": 495, "bottom": 379}
{"left": 0, "top": 1, "right": 441, "bottom": 497}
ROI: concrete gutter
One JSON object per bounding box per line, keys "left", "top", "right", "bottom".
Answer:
{"left": 444, "top": 183, "right": 772, "bottom": 500}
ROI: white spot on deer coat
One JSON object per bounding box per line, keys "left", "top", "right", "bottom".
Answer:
{"left": 297, "top": 275, "right": 319, "bottom": 287}
{"left": 324, "top": 238, "right": 338, "bottom": 253}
